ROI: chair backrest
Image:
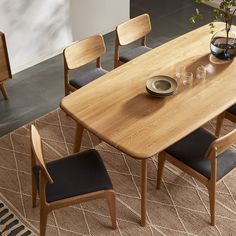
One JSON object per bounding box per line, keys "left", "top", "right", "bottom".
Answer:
{"left": 206, "top": 128, "right": 236, "bottom": 158}
{"left": 0, "top": 32, "right": 12, "bottom": 82}
{"left": 31, "top": 125, "right": 53, "bottom": 184}
{"left": 116, "top": 14, "right": 151, "bottom": 46}
{"left": 63, "top": 34, "right": 106, "bottom": 70}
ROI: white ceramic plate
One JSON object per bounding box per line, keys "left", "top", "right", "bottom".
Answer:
{"left": 146, "top": 75, "right": 178, "bottom": 97}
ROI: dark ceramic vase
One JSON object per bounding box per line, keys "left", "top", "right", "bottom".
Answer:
{"left": 210, "top": 28, "right": 236, "bottom": 60}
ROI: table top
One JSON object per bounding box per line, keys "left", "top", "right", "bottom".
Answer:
{"left": 61, "top": 22, "right": 236, "bottom": 159}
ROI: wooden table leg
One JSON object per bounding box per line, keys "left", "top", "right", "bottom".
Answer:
{"left": 141, "top": 159, "right": 148, "bottom": 226}
{"left": 73, "top": 123, "right": 84, "bottom": 153}
{"left": 0, "top": 83, "right": 9, "bottom": 100}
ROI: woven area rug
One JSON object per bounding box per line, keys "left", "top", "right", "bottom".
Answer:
{"left": 0, "top": 109, "right": 235, "bottom": 236}
{"left": 0, "top": 192, "right": 38, "bottom": 235}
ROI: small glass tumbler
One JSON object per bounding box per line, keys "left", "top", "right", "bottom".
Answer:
{"left": 182, "top": 72, "right": 193, "bottom": 86}
{"left": 176, "top": 65, "right": 186, "bottom": 80}
{"left": 196, "top": 66, "right": 207, "bottom": 80}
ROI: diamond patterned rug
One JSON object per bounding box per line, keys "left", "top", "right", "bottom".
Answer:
{"left": 0, "top": 109, "right": 235, "bottom": 236}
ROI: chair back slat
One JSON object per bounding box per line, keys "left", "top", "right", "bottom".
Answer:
{"left": 31, "top": 125, "right": 53, "bottom": 184}
{"left": 64, "top": 34, "right": 106, "bottom": 70}
{"left": 116, "top": 14, "right": 151, "bottom": 46}
{"left": 206, "top": 128, "right": 236, "bottom": 158}
{"left": 0, "top": 32, "right": 12, "bottom": 82}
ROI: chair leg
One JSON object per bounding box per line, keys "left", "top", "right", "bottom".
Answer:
{"left": 65, "top": 85, "right": 70, "bottom": 96}
{"left": 215, "top": 112, "right": 225, "bottom": 137}
{"left": 40, "top": 207, "right": 49, "bottom": 236}
{"left": 156, "top": 152, "right": 166, "bottom": 190}
{"left": 32, "top": 175, "right": 37, "bottom": 208}
{"left": 105, "top": 190, "right": 117, "bottom": 229}
{"left": 208, "top": 183, "right": 216, "bottom": 226}
{"left": 0, "top": 83, "right": 9, "bottom": 100}
{"left": 114, "top": 36, "right": 119, "bottom": 69}
{"left": 114, "top": 60, "right": 121, "bottom": 69}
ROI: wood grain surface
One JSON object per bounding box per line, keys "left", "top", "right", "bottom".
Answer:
{"left": 61, "top": 23, "right": 236, "bottom": 159}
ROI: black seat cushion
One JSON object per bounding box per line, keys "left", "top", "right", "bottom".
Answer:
{"left": 33, "top": 149, "right": 113, "bottom": 202}
{"left": 119, "top": 46, "right": 152, "bottom": 63}
{"left": 69, "top": 68, "right": 107, "bottom": 89}
{"left": 227, "top": 104, "right": 236, "bottom": 116}
{"left": 165, "top": 128, "right": 236, "bottom": 180}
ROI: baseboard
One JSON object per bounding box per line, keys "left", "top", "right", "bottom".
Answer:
{"left": 12, "top": 25, "right": 118, "bottom": 75}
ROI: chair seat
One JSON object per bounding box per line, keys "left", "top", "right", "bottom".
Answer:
{"left": 165, "top": 128, "right": 236, "bottom": 180}
{"left": 69, "top": 68, "right": 107, "bottom": 89}
{"left": 33, "top": 149, "right": 113, "bottom": 202}
{"left": 119, "top": 46, "right": 152, "bottom": 63}
{"left": 227, "top": 104, "right": 236, "bottom": 116}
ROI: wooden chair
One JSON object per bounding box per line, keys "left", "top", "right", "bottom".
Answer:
{"left": 0, "top": 32, "right": 12, "bottom": 100}
{"left": 114, "top": 14, "right": 152, "bottom": 68}
{"left": 215, "top": 104, "right": 236, "bottom": 137}
{"left": 63, "top": 34, "right": 107, "bottom": 96}
{"left": 30, "top": 125, "right": 117, "bottom": 236}
{"left": 156, "top": 127, "right": 236, "bottom": 226}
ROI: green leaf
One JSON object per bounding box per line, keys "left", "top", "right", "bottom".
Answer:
{"left": 190, "top": 0, "right": 235, "bottom": 31}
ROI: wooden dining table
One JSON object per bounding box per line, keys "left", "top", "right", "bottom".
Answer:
{"left": 60, "top": 22, "right": 236, "bottom": 226}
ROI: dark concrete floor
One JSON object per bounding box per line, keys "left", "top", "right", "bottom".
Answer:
{"left": 0, "top": 0, "right": 214, "bottom": 136}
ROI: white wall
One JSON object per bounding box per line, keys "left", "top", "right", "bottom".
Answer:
{"left": 70, "top": 0, "right": 130, "bottom": 41}
{"left": 0, "top": 0, "right": 130, "bottom": 73}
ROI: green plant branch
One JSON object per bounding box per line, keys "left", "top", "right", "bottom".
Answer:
{"left": 190, "top": 0, "right": 236, "bottom": 58}
{"left": 190, "top": 0, "right": 236, "bottom": 33}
